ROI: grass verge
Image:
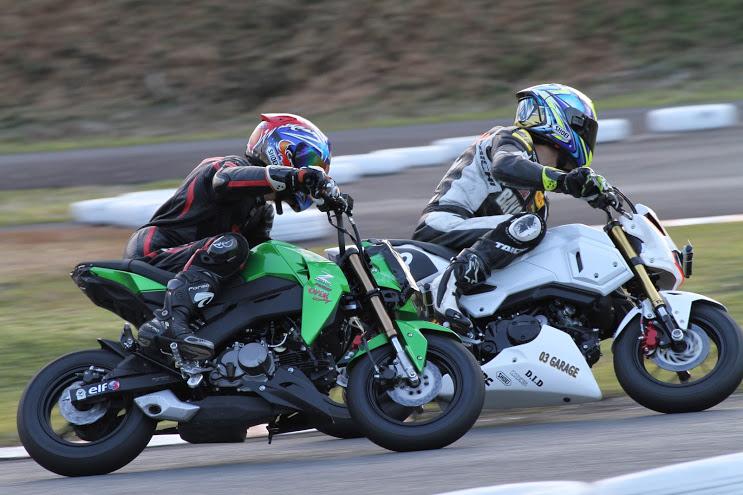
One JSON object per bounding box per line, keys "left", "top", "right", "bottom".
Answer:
{"left": 1, "top": 222, "right": 741, "bottom": 445}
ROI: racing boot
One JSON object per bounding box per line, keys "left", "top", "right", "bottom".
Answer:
{"left": 433, "top": 237, "right": 508, "bottom": 333}
{"left": 138, "top": 268, "right": 217, "bottom": 360}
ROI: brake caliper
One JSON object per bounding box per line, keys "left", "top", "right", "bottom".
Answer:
{"left": 641, "top": 321, "right": 659, "bottom": 356}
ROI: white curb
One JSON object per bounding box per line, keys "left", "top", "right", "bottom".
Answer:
{"left": 369, "top": 145, "right": 451, "bottom": 168}
{"left": 596, "top": 119, "right": 632, "bottom": 143}
{"left": 432, "top": 136, "right": 479, "bottom": 162}
{"left": 365, "top": 148, "right": 415, "bottom": 175}
{"left": 334, "top": 153, "right": 398, "bottom": 176}
{"left": 646, "top": 103, "right": 738, "bottom": 132}
{"left": 0, "top": 426, "right": 317, "bottom": 460}
{"left": 328, "top": 157, "right": 363, "bottom": 185}
{"left": 439, "top": 451, "right": 743, "bottom": 495}
{"left": 70, "top": 190, "right": 332, "bottom": 242}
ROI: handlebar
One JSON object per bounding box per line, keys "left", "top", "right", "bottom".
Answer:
{"left": 590, "top": 186, "right": 636, "bottom": 220}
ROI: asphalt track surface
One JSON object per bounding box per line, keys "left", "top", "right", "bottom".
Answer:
{"left": 3, "top": 394, "right": 743, "bottom": 494}
{"left": 2, "top": 118, "right": 743, "bottom": 493}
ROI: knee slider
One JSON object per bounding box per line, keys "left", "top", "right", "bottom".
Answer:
{"left": 206, "top": 233, "right": 249, "bottom": 263}
{"left": 506, "top": 213, "right": 545, "bottom": 245}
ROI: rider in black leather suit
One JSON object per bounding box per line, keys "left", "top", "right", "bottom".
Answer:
{"left": 126, "top": 114, "right": 337, "bottom": 359}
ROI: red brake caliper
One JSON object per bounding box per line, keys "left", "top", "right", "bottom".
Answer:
{"left": 641, "top": 321, "right": 659, "bottom": 356}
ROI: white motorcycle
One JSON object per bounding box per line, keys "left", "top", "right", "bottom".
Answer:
{"left": 372, "top": 188, "right": 743, "bottom": 413}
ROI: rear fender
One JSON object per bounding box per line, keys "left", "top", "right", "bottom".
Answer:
{"left": 98, "top": 338, "right": 127, "bottom": 357}
{"left": 611, "top": 290, "right": 726, "bottom": 349}
{"left": 349, "top": 320, "right": 460, "bottom": 373}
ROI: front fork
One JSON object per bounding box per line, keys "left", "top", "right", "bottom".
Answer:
{"left": 346, "top": 251, "right": 421, "bottom": 385}
{"left": 608, "top": 224, "right": 687, "bottom": 352}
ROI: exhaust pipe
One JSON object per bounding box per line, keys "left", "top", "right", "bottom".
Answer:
{"left": 134, "top": 390, "right": 200, "bottom": 422}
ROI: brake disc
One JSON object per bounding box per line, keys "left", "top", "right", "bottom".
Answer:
{"left": 58, "top": 381, "right": 107, "bottom": 425}
{"left": 652, "top": 325, "right": 711, "bottom": 372}
{"left": 387, "top": 361, "right": 443, "bottom": 407}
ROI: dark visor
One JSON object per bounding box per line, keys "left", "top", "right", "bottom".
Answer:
{"left": 564, "top": 107, "right": 598, "bottom": 152}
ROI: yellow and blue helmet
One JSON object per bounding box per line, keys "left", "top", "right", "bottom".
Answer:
{"left": 514, "top": 83, "right": 598, "bottom": 169}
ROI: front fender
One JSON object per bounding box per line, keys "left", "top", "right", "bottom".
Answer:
{"left": 348, "top": 320, "right": 460, "bottom": 373}
{"left": 612, "top": 290, "right": 726, "bottom": 345}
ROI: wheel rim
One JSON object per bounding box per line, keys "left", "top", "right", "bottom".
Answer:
{"left": 634, "top": 320, "right": 722, "bottom": 387}
{"left": 364, "top": 346, "right": 463, "bottom": 427}
{"left": 39, "top": 365, "right": 132, "bottom": 447}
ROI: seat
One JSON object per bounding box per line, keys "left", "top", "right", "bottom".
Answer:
{"left": 79, "top": 259, "right": 176, "bottom": 286}
{"left": 387, "top": 239, "right": 457, "bottom": 261}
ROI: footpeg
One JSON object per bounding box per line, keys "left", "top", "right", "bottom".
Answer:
{"left": 187, "top": 374, "right": 204, "bottom": 388}
{"left": 120, "top": 323, "right": 136, "bottom": 351}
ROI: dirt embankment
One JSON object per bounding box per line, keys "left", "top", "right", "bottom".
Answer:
{"left": 1, "top": 0, "right": 742, "bottom": 140}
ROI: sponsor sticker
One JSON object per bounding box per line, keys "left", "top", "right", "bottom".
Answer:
{"left": 540, "top": 351, "right": 579, "bottom": 377}
{"left": 308, "top": 287, "right": 330, "bottom": 303}
{"left": 496, "top": 371, "right": 512, "bottom": 386}
{"left": 84, "top": 380, "right": 121, "bottom": 397}
{"left": 509, "top": 370, "right": 528, "bottom": 387}
{"left": 482, "top": 371, "right": 494, "bottom": 386}
{"left": 525, "top": 369, "right": 544, "bottom": 387}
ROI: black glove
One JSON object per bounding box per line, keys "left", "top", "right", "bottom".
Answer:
{"left": 559, "top": 168, "right": 610, "bottom": 199}
{"left": 297, "top": 167, "right": 337, "bottom": 198}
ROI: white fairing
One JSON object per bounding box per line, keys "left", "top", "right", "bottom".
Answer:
{"left": 439, "top": 325, "right": 602, "bottom": 408}
{"left": 619, "top": 204, "right": 684, "bottom": 290}
{"left": 613, "top": 290, "right": 726, "bottom": 339}
{"left": 460, "top": 225, "right": 633, "bottom": 318}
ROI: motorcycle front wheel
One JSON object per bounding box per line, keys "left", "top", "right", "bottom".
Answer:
{"left": 17, "top": 349, "right": 156, "bottom": 476}
{"left": 614, "top": 303, "right": 743, "bottom": 413}
{"left": 346, "top": 334, "right": 484, "bottom": 451}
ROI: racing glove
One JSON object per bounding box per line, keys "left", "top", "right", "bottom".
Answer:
{"left": 266, "top": 165, "right": 337, "bottom": 197}
{"left": 297, "top": 167, "right": 340, "bottom": 200}
{"left": 556, "top": 167, "right": 610, "bottom": 199}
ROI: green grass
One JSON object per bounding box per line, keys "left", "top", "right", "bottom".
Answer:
{"left": 0, "top": 222, "right": 741, "bottom": 445}
{"left": 575, "top": 222, "right": 743, "bottom": 397}
{"left": 2, "top": 82, "right": 743, "bottom": 155}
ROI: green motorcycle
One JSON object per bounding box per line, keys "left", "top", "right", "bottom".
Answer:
{"left": 17, "top": 192, "right": 484, "bottom": 477}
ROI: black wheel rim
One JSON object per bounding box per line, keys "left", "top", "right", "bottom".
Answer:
{"left": 39, "top": 364, "right": 131, "bottom": 447}
{"left": 364, "top": 345, "right": 464, "bottom": 427}
{"left": 633, "top": 318, "right": 722, "bottom": 387}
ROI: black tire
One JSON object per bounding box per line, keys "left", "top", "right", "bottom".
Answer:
{"left": 346, "top": 334, "right": 484, "bottom": 451}
{"left": 17, "top": 349, "right": 156, "bottom": 476}
{"left": 314, "top": 416, "right": 364, "bottom": 439}
{"left": 614, "top": 303, "right": 743, "bottom": 413}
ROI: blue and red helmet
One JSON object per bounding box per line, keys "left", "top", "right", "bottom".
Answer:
{"left": 246, "top": 113, "right": 331, "bottom": 171}
{"left": 514, "top": 84, "right": 598, "bottom": 169}
{"left": 246, "top": 113, "right": 332, "bottom": 211}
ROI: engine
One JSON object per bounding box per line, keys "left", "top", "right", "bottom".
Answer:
{"left": 544, "top": 300, "right": 602, "bottom": 367}
{"left": 209, "top": 341, "right": 276, "bottom": 387}
{"left": 207, "top": 318, "right": 340, "bottom": 391}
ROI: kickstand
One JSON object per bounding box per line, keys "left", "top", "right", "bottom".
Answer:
{"left": 266, "top": 424, "right": 279, "bottom": 444}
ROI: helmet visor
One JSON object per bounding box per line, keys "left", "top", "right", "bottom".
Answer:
{"left": 294, "top": 146, "right": 330, "bottom": 173}
{"left": 515, "top": 96, "right": 547, "bottom": 127}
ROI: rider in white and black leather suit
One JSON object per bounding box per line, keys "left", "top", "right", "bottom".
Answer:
{"left": 413, "top": 84, "right": 610, "bottom": 328}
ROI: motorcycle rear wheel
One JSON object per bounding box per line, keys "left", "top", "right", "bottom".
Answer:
{"left": 17, "top": 349, "right": 156, "bottom": 476}
{"left": 614, "top": 303, "right": 743, "bottom": 413}
{"left": 346, "top": 334, "right": 484, "bottom": 451}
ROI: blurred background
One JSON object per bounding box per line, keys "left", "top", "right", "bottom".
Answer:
{"left": 1, "top": 0, "right": 743, "bottom": 491}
